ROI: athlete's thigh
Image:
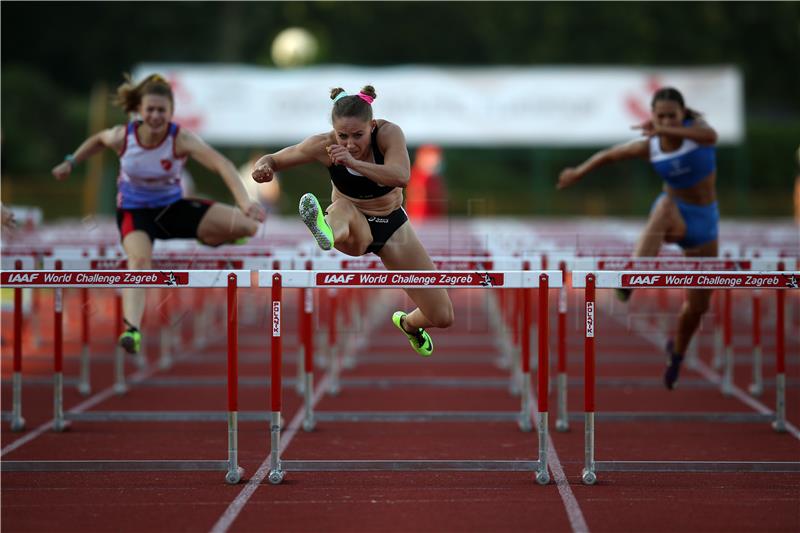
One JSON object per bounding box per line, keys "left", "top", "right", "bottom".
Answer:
{"left": 197, "top": 203, "right": 252, "bottom": 235}
{"left": 327, "top": 198, "right": 372, "bottom": 256}
{"left": 684, "top": 239, "right": 718, "bottom": 310}
{"left": 650, "top": 194, "right": 686, "bottom": 243}
{"left": 378, "top": 222, "right": 451, "bottom": 312}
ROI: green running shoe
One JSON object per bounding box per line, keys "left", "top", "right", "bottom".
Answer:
{"left": 392, "top": 311, "right": 433, "bottom": 357}
{"left": 299, "top": 193, "right": 334, "bottom": 251}
{"left": 118, "top": 328, "right": 142, "bottom": 355}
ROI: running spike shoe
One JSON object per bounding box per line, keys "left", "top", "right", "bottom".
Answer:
{"left": 392, "top": 311, "right": 433, "bottom": 357}
{"left": 299, "top": 193, "right": 334, "bottom": 251}
{"left": 118, "top": 328, "right": 142, "bottom": 355}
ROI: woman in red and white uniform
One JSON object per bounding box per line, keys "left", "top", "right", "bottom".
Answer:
{"left": 52, "top": 73, "right": 265, "bottom": 354}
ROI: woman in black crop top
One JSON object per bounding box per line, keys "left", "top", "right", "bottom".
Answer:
{"left": 251, "top": 85, "right": 453, "bottom": 357}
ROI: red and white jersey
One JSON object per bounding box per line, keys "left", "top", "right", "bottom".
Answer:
{"left": 117, "top": 121, "right": 187, "bottom": 209}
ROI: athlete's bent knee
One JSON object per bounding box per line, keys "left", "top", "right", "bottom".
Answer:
{"left": 428, "top": 302, "right": 454, "bottom": 329}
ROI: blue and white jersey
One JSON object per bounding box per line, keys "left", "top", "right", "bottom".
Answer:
{"left": 649, "top": 120, "right": 716, "bottom": 189}
{"left": 116, "top": 122, "right": 187, "bottom": 209}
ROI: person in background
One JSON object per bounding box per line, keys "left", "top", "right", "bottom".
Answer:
{"left": 252, "top": 85, "right": 453, "bottom": 357}
{"left": 406, "top": 144, "right": 448, "bottom": 222}
{"left": 557, "top": 86, "right": 719, "bottom": 390}
{"left": 52, "top": 73, "right": 265, "bottom": 355}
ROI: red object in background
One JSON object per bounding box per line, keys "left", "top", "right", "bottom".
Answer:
{"left": 406, "top": 144, "right": 447, "bottom": 221}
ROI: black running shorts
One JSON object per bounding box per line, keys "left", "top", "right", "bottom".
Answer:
{"left": 116, "top": 198, "right": 213, "bottom": 242}
{"left": 364, "top": 207, "right": 409, "bottom": 254}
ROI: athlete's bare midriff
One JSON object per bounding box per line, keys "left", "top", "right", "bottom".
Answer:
{"left": 331, "top": 186, "right": 404, "bottom": 216}
{"left": 665, "top": 171, "right": 717, "bottom": 205}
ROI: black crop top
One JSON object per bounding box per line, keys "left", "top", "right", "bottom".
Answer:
{"left": 327, "top": 125, "right": 394, "bottom": 200}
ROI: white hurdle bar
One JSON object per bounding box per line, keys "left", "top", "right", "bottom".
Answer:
{"left": 258, "top": 269, "right": 562, "bottom": 486}
{"left": 0, "top": 269, "right": 249, "bottom": 484}
{"left": 572, "top": 270, "right": 800, "bottom": 485}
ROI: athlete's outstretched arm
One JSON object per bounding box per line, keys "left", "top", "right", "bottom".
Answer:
{"left": 251, "top": 135, "right": 326, "bottom": 184}
{"left": 556, "top": 139, "right": 648, "bottom": 190}
{"left": 327, "top": 122, "right": 411, "bottom": 188}
{"left": 51, "top": 126, "right": 125, "bottom": 180}
{"left": 633, "top": 117, "right": 718, "bottom": 145}
{"left": 179, "top": 130, "right": 266, "bottom": 222}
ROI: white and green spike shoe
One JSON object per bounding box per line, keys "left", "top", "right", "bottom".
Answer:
{"left": 299, "top": 193, "right": 334, "bottom": 251}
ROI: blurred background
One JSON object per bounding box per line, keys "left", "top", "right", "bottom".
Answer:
{"left": 1, "top": 1, "right": 798, "bottom": 222}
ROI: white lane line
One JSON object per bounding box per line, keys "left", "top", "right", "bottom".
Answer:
{"left": 530, "top": 390, "right": 590, "bottom": 533}
{"left": 209, "top": 374, "right": 332, "bottom": 533}
{"left": 2, "top": 364, "right": 160, "bottom": 457}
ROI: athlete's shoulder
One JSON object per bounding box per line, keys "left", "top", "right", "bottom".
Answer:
{"left": 100, "top": 124, "right": 128, "bottom": 149}
{"left": 375, "top": 120, "right": 406, "bottom": 146}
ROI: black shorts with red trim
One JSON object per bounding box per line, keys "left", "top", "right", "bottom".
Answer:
{"left": 116, "top": 198, "right": 213, "bottom": 242}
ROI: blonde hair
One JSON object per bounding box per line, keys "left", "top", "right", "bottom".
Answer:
{"left": 113, "top": 73, "right": 174, "bottom": 113}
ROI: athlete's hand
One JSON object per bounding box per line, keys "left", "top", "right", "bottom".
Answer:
{"left": 326, "top": 144, "right": 355, "bottom": 167}
{"left": 632, "top": 120, "right": 659, "bottom": 137}
{"left": 556, "top": 168, "right": 580, "bottom": 190}
{"left": 252, "top": 162, "right": 274, "bottom": 183}
{"left": 52, "top": 161, "right": 72, "bottom": 181}
{"left": 242, "top": 201, "right": 267, "bottom": 223}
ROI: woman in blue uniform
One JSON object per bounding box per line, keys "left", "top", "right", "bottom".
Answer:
{"left": 52, "top": 74, "right": 265, "bottom": 355}
{"left": 557, "top": 87, "right": 719, "bottom": 390}
{"left": 251, "top": 86, "right": 454, "bottom": 357}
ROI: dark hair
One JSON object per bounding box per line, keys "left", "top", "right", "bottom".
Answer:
{"left": 113, "top": 73, "right": 174, "bottom": 113}
{"left": 330, "top": 85, "right": 376, "bottom": 122}
{"left": 651, "top": 86, "right": 701, "bottom": 120}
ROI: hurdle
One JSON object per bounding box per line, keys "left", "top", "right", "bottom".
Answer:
{"left": 41, "top": 255, "right": 278, "bottom": 392}
{"left": 0, "top": 257, "right": 36, "bottom": 431}
{"left": 303, "top": 256, "right": 530, "bottom": 397}
{"left": 555, "top": 257, "right": 794, "bottom": 433}
{"left": 259, "top": 268, "right": 561, "bottom": 485}
{"left": 573, "top": 270, "right": 800, "bottom": 485}
{"left": 0, "top": 269, "right": 247, "bottom": 484}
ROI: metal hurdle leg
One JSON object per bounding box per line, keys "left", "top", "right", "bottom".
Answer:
{"left": 712, "top": 290, "right": 724, "bottom": 369}
{"left": 327, "top": 289, "right": 340, "bottom": 395}
{"left": 772, "top": 288, "right": 786, "bottom": 432}
{"left": 113, "top": 290, "right": 127, "bottom": 394}
{"left": 78, "top": 287, "right": 92, "bottom": 395}
{"left": 10, "top": 280, "right": 26, "bottom": 431}
{"left": 581, "top": 274, "right": 597, "bottom": 485}
{"left": 52, "top": 284, "right": 69, "bottom": 432}
{"left": 302, "top": 286, "right": 316, "bottom": 432}
{"left": 268, "top": 274, "right": 286, "bottom": 484}
{"left": 749, "top": 289, "right": 763, "bottom": 396}
{"left": 721, "top": 289, "right": 733, "bottom": 396}
{"left": 159, "top": 289, "right": 174, "bottom": 370}
{"left": 518, "top": 285, "right": 532, "bottom": 431}
{"left": 535, "top": 274, "right": 551, "bottom": 485}
{"left": 556, "top": 262, "right": 569, "bottom": 432}
{"left": 225, "top": 274, "right": 244, "bottom": 484}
